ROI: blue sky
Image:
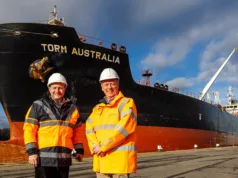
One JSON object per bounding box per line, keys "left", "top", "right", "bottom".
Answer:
{"left": 1, "top": 0, "right": 238, "bottom": 127}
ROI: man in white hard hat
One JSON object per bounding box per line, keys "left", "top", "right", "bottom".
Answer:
{"left": 86, "top": 68, "right": 137, "bottom": 178}
{"left": 24, "top": 73, "right": 84, "bottom": 178}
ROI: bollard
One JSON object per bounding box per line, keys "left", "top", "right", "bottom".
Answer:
{"left": 194, "top": 144, "right": 198, "bottom": 149}
{"left": 157, "top": 145, "right": 163, "bottom": 152}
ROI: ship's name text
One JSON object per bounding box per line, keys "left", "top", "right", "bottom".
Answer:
{"left": 41, "top": 44, "right": 120, "bottom": 64}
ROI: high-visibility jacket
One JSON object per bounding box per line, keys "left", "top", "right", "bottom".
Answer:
{"left": 23, "top": 92, "right": 84, "bottom": 167}
{"left": 86, "top": 91, "right": 137, "bottom": 174}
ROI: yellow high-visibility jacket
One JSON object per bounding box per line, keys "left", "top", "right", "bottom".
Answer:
{"left": 86, "top": 91, "right": 137, "bottom": 174}
{"left": 23, "top": 92, "right": 84, "bottom": 167}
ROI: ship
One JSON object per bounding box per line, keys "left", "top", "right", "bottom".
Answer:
{"left": 1, "top": 6, "right": 238, "bottom": 163}
{"left": 222, "top": 86, "right": 238, "bottom": 116}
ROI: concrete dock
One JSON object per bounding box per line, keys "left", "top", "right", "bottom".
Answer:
{"left": 1, "top": 146, "right": 238, "bottom": 178}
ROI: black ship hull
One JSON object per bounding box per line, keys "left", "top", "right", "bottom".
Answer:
{"left": 0, "top": 23, "right": 238, "bottom": 162}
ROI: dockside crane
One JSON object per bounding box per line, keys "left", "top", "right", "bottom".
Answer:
{"left": 199, "top": 48, "right": 237, "bottom": 100}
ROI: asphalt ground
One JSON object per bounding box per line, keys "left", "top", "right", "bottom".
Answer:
{"left": 1, "top": 146, "right": 238, "bottom": 178}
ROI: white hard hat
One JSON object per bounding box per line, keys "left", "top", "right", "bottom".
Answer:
{"left": 47, "top": 73, "right": 68, "bottom": 87}
{"left": 99, "top": 68, "right": 119, "bottom": 82}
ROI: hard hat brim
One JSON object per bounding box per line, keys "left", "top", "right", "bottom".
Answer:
{"left": 47, "top": 81, "right": 68, "bottom": 87}
{"left": 99, "top": 78, "right": 119, "bottom": 82}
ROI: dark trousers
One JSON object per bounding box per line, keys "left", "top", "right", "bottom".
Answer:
{"left": 35, "top": 166, "right": 70, "bottom": 178}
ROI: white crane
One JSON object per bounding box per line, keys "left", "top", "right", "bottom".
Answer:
{"left": 199, "top": 48, "right": 237, "bottom": 100}
{"left": 227, "top": 86, "right": 233, "bottom": 105}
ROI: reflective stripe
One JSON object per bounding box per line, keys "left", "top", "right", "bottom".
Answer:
{"left": 40, "top": 152, "right": 71, "bottom": 158}
{"left": 26, "top": 142, "right": 36, "bottom": 150}
{"left": 34, "top": 100, "right": 78, "bottom": 128}
{"left": 131, "top": 110, "right": 137, "bottom": 122}
{"left": 94, "top": 124, "right": 116, "bottom": 131}
{"left": 74, "top": 121, "right": 82, "bottom": 129}
{"left": 86, "top": 129, "right": 94, "bottom": 134}
{"left": 111, "top": 145, "right": 137, "bottom": 152}
{"left": 114, "top": 125, "right": 129, "bottom": 137}
{"left": 65, "top": 105, "right": 77, "bottom": 121}
{"left": 121, "top": 109, "right": 137, "bottom": 123}
{"left": 74, "top": 143, "right": 83, "bottom": 149}
{"left": 39, "top": 121, "right": 74, "bottom": 128}
{"left": 94, "top": 124, "right": 128, "bottom": 137}
{"left": 25, "top": 118, "right": 39, "bottom": 125}
{"left": 118, "top": 98, "right": 129, "bottom": 114}
{"left": 34, "top": 100, "right": 57, "bottom": 120}
{"left": 86, "top": 118, "right": 93, "bottom": 124}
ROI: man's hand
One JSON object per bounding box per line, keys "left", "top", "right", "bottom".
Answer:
{"left": 28, "top": 154, "right": 38, "bottom": 167}
{"left": 75, "top": 154, "right": 83, "bottom": 162}
{"left": 93, "top": 145, "right": 105, "bottom": 156}
{"left": 93, "top": 145, "right": 102, "bottom": 155}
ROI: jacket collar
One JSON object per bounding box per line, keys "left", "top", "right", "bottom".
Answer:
{"left": 43, "top": 91, "right": 72, "bottom": 105}
{"left": 98, "top": 91, "right": 124, "bottom": 106}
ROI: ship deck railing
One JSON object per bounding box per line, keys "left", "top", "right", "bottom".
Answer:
{"left": 138, "top": 82, "right": 217, "bottom": 105}
{"left": 168, "top": 86, "right": 213, "bottom": 103}
{"left": 77, "top": 32, "right": 126, "bottom": 52}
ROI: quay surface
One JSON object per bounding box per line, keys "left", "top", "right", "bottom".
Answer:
{"left": 1, "top": 146, "right": 238, "bottom": 178}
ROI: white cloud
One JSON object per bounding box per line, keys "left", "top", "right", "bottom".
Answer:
{"left": 165, "top": 77, "right": 194, "bottom": 89}
{"left": 141, "top": 8, "right": 238, "bottom": 69}
{"left": 198, "top": 28, "right": 238, "bottom": 85}
{"left": 139, "top": 2, "right": 238, "bottom": 96}
{"left": 0, "top": 0, "right": 101, "bottom": 35}
{"left": 134, "top": 0, "right": 204, "bottom": 24}
{"left": 141, "top": 36, "right": 192, "bottom": 69}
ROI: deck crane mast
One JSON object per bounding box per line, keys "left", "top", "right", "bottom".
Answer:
{"left": 199, "top": 48, "right": 237, "bottom": 100}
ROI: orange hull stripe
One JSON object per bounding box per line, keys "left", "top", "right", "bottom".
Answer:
{"left": 1, "top": 122, "right": 238, "bottom": 163}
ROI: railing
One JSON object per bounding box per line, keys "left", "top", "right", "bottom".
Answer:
{"left": 137, "top": 81, "right": 216, "bottom": 104}
{"left": 77, "top": 32, "right": 127, "bottom": 53}
{"left": 167, "top": 86, "right": 215, "bottom": 103}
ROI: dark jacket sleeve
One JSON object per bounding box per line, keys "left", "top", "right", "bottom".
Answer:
{"left": 72, "top": 108, "right": 84, "bottom": 155}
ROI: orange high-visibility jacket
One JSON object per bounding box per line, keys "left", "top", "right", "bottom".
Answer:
{"left": 86, "top": 91, "right": 137, "bottom": 174}
{"left": 23, "top": 92, "right": 84, "bottom": 167}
